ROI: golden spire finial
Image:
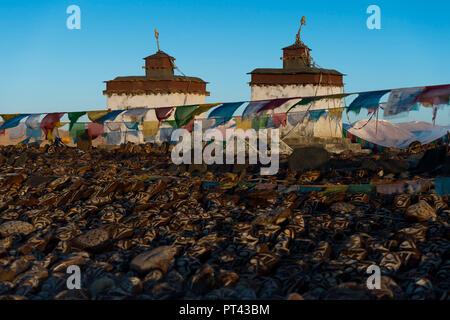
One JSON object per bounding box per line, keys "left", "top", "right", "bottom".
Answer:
{"left": 296, "top": 16, "right": 306, "bottom": 43}
{"left": 155, "top": 28, "right": 160, "bottom": 51}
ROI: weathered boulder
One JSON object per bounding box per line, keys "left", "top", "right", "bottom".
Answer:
{"left": 89, "top": 277, "right": 115, "bottom": 297}
{"left": 405, "top": 200, "right": 437, "bottom": 222}
{"left": 0, "top": 221, "right": 34, "bottom": 237}
{"left": 76, "top": 131, "right": 92, "bottom": 152}
{"left": 130, "top": 246, "right": 178, "bottom": 274}
{"left": 416, "top": 146, "right": 447, "bottom": 173}
{"left": 288, "top": 147, "right": 329, "bottom": 171}
{"left": 71, "top": 228, "right": 111, "bottom": 252}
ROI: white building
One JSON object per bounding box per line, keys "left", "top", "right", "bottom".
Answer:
{"left": 248, "top": 25, "right": 345, "bottom": 138}
{"left": 104, "top": 50, "right": 209, "bottom": 110}
{"left": 102, "top": 49, "right": 209, "bottom": 144}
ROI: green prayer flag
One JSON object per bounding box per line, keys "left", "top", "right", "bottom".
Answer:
{"left": 287, "top": 93, "right": 351, "bottom": 113}
{"left": 68, "top": 112, "right": 86, "bottom": 130}
{"left": 287, "top": 97, "right": 319, "bottom": 113}
{"left": 348, "top": 184, "right": 374, "bottom": 194}
{"left": 174, "top": 105, "right": 199, "bottom": 128}
{"left": 164, "top": 120, "right": 177, "bottom": 128}
{"left": 252, "top": 115, "right": 269, "bottom": 130}
{"left": 174, "top": 104, "right": 220, "bottom": 128}
{"left": 321, "top": 186, "right": 349, "bottom": 196}
{"left": 69, "top": 122, "right": 86, "bottom": 138}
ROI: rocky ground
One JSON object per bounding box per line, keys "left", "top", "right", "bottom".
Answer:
{"left": 0, "top": 142, "right": 449, "bottom": 300}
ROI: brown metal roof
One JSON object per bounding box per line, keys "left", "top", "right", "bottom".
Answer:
{"left": 282, "top": 40, "right": 311, "bottom": 50}
{"left": 103, "top": 89, "right": 210, "bottom": 96}
{"left": 105, "top": 75, "right": 208, "bottom": 83}
{"left": 248, "top": 67, "right": 344, "bottom": 76}
{"left": 143, "top": 50, "right": 175, "bottom": 60}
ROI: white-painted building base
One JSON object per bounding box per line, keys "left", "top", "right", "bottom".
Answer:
{"left": 106, "top": 93, "right": 207, "bottom": 110}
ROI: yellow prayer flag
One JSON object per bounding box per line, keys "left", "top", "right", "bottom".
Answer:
{"left": 47, "top": 121, "right": 67, "bottom": 140}
{"left": 87, "top": 110, "right": 109, "bottom": 122}
{"left": 189, "top": 103, "right": 221, "bottom": 118}
{"left": 55, "top": 121, "right": 67, "bottom": 129}
{"left": 1, "top": 114, "right": 20, "bottom": 122}
{"left": 328, "top": 107, "right": 345, "bottom": 119}
{"left": 143, "top": 121, "right": 160, "bottom": 138}
{"left": 235, "top": 117, "right": 252, "bottom": 130}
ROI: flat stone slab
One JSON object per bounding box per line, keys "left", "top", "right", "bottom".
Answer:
{"left": 130, "top": 246, "right": 178, "bottom": 274}
{"left": 0, "top": 221, "right": 34, "bottom": 237}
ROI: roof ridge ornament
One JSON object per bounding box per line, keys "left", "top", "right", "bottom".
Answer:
{"left": 296, "top": 16, "right": 306, "bottom": 44}
{"left": 155, "top": 28, "right": 160, "bottom": 52}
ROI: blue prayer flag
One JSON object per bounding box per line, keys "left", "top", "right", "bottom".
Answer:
{"left": 208, "top": 102, "right": 244, "bottom": 127}
{"left": 348, "top": 90, "right": 390, "bottom": 114}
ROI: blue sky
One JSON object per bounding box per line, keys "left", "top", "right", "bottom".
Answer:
{"left": 0, "top": 0, "right": 449, "bottom": 114}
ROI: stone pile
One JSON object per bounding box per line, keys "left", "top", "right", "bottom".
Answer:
{"left": 0, "top": 142, "right": 448, "bottom": 300}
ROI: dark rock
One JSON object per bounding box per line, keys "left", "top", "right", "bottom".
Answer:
{"left": 312, "top": 241, "right": 332, "bottom": 264}
{"left": 188, "top": 163, "right": 207, "bottom": 175}
{"left": 189, "top": 264, "right": 215, "bottom": 295}
{"left": 288, "top": 147, "right": 329, "bottom": 171}
{"left": 324, "top": 282, "right": 373, "bottom": 300}
{"left": 248, "top": 253, "right": 280, "bottom": 275}
{"left": 118, "top": 276, "right": 143, "bottom": 295}
{"left": 360, "top": 159, "right": 378, "bottom": 171}
{"left": 378, "top": 159, "right": 409, "bottom": 174}
{"left": 25, "top": 176, "right": 53, "bottom": 188}
{"left": 54, "top": 289, "right": 90, "bottom": 300}
{"left": 89, "top": 276, "right": 115, "bottom": 298}
{"left": 14, "top": 154, "right": 28, "bottom": 167}
{"left": 328, "top": 159, "right": 361, "bottom": 169}
{"left": 77, "top": 131, "right": 92, "bottom": 152}
{"left": 416, "top": 146, "right": 447, "bottom": 173}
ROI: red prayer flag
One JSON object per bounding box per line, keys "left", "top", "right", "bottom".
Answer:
{"left": 272, "top": 113, "right": 287, "bottom": 127}
{"left": 415, "top": 84, "right": 450, "bottom": 107}
{"left": 40, "top": 113, "right": 65, "bottom": 140}
{"left": 258, "top": 98, "right": 291, "bottom": 113}
{"left": 87, "top": 122, "right": 104, "bottom": 139}
{"left": 155, "top": 107, "right": 174, "bottom": 122}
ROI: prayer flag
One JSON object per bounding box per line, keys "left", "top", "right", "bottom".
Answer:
{"left": 348, "top": 90, "right": 390, "bottom": 114}
{"left": 208, "top": 102, "right": 244, "bottom": 127}
{"left": 384, "top": 88, "right": 423, "bottom": 117}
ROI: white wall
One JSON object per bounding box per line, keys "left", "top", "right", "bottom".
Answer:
{"left": 251, "top": 84, "right": 344, "bottom": 137}
{"left": 107, "top": 93, "right": 207, "bottom": 110}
